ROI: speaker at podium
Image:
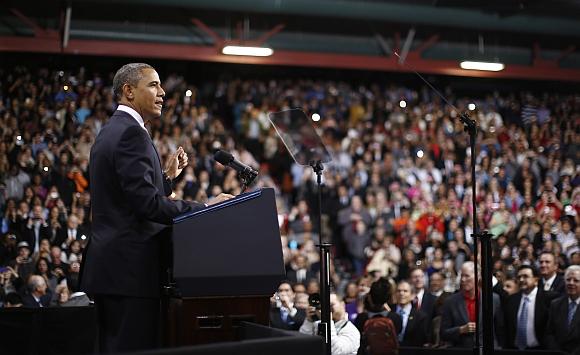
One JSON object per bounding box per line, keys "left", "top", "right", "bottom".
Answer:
{"left": 166, "top": 187, "right": 286, "bottom": 346}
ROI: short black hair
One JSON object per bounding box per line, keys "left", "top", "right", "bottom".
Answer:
{"left": 112, "top": 63, "right": 154, "bottom": 100}
{"left": 518, "top": 264, "right": 539, "bottom": 278}
{"left": 368, "top": 277, "right": 391, "bottom": 308}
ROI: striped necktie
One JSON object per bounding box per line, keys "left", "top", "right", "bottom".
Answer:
{"left": 516, "top": 296, "right": 529, "bottom": 350}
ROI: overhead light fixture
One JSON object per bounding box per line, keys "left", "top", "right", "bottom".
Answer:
{"left": 460, "top": 61, "right": 505, "bottom": 72}
{"left": 222, "top": 45, "right": 273, "bottom": 57}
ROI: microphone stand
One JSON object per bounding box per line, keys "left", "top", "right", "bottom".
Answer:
{"left": 392, "top": 52, "right": 494, "bottom": 354}
{"left": 310, "top": 160, "right": 332, "bottom": 355}
{"left": 459, "top": 114, "right": 494, "bottom": 355}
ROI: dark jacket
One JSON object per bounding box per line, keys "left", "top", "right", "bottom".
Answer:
{"left": 544, "top": 296, "right": 580, "bottom": 355}
{"left": 440, "top": 291, "right": 504, "bottom": 348}
{"left": 504, "top": 288, "right": 556, "bottom": 349}
{"left": 538, "top": 274, "right": 566, "bottom": 295}
{"left": 81, "top": 110, "right": 204, "bottom": 298}
{"left": 397, "top": 306, "right": 430, "bottom": 347}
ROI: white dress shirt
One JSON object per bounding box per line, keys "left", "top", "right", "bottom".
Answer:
{"left": 542, "top": 274, "right": 557, "bottom": 291}
{"left": 517, "top": 287, "right": 539, "bottom": 348}
{"left": 117, "top": 105, "right": 148, "bottom": 132}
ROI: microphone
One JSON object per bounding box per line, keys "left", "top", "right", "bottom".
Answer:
{"left": 214, "top": 150, "right": 259, "bottom": 179}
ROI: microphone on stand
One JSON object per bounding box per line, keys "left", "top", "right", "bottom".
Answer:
{"left": 213, "top": 150, "right": 258, "bottom": 190}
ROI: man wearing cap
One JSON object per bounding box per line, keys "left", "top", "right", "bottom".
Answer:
{"left": 13, "top": 241, "right": 34, "bottom": 282}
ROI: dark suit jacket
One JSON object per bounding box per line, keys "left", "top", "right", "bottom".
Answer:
{"left": 544, "top": 296, "right": 580, "bottom": 355}
{"left": 416, "top": 291, "right": 437, "bottom": 319}
{"left": 21, "top": 222, "right": 51, "bottom": 252}
{"left": 81, "top": 110, "right": 204, "bottom": 298}
{"left": 440, "top": 291, "right": 503, "bottom": 348}
{"left": 286, "top": 268, "right": 317, "bottom": 285}
{"left": 269, "top": 307, "right": 306, "bottom": 331}
{"left": 398, "top": 306, "right": 429, "bottom": 347}
{"left": 21, "top": 293, "right": 51, "bottom": 308}
{"left": 504, "top": 288, "right": 555, "bottom": 349}
{"left": 538, "top": 274, "right": 566, "bottom": 295}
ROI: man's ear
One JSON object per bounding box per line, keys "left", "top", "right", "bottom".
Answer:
{"left": 122, "top": 83, "right": 134, "bottom": 100}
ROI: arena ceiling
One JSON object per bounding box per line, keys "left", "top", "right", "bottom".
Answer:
{"left": 1, "top": 0, "right": 580, "bottom": 81}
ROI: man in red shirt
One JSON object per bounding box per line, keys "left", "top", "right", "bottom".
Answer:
{"left": 440, "top": 261, "right": 505, "bottom": 348}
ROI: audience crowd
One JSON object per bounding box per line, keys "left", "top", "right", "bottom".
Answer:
{"left": 0, "top": 63, "right": 579, "bottom": 354}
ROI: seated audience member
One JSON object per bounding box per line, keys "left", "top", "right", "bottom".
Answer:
{"left": 21, "top": 275, "right": 50, "bottom": 308}
{"left": 300, "top": 293, "right": 360, "bottom": 355}
{"left": 270, "top": 281, "right": 306, "bottom": 330}
{"left": 395, "top": 280, "right": 429, "bottom": 346}
{"left": 544, "top": 265, "right": 580, "bottom": 354}
{"left": 504, "top": 265, "right": 555, "bottom": 350}
{"left": 538, "top": 251, "right": 566, "bottom": 295}
{"left": 440, "top": 261, "right": 503, "bottom": 348}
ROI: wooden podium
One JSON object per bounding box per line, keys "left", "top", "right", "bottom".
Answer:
{"left": 165, "top": 188, "right": 285, "bottom": 346}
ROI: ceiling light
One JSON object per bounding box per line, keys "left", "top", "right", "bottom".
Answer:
{"left": 460, "top": 61, "right": 505, "bottom": 72}
{"left": 222, "top": 45, "right": 273, "bottom": 57}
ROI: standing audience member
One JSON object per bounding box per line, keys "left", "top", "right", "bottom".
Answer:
{"left": 270, "top": 281, "right": 306, "bottom": 330}
{"left": 394, "top": 280, "right": 429, "bottom": 346}
{"left": 410, "top": 268, "right": 436, "bottom": 320}
{"left": 440, "top": 261, "right": 503, "bottom": 348}
{"left": 300, "top": 293, "right": 360, "bottom": 355}
{"left": 545, "top": 265, "right": 580, "bottom": 354}
{"left": 504, "top": 265, "right": 554, "bottom": 350}
{"left": 538, "top": 251, "right": 565, "bottom": 295}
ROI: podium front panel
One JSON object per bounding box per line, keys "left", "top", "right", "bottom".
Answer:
{"left": 172, "top": 188, "right": 285, "bottom": 297}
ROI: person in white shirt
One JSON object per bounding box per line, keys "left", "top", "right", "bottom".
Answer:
{"left": 300, "top": 293, "right": 360, "bottom": 355}
{"left": 538, "top": 252, "right": 565, "bottom": 295}
{"left": 505, "top": 265, "right": 554, "bottom": 350}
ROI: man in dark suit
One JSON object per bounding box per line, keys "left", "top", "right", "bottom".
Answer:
{"left": 81, "top": 63, "right": 232, "bottom": 353}
{"left": 504, "top": 264, "right": 554, "bottom": 350}
{"left": 286, "top": 254, "right": 317, "bottom": 285}
{"left": 545, "top": 265, "right": 580, "bottom": 355}
{"left": 538, "top": 252, "right": 566, "bottom": 295}
{"left": 440, "top": 261, "right": 504, "bottom": 348}
{"left": 22, "top": 205, "right": 51, "bottom": 255}
{"left": 410, "top": 267, "right": 437, "bottom": 320}
{"left": 395, "top": 280, "right": 429, "bottom": 346}
{"left": 269, "top": 281, "right": 306, "bottom": 330}
{"left": 21, "top": 275, "right": 50, "bottom": 308}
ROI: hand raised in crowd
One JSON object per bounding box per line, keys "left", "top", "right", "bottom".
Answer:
{"left": 164, "top": 146, "right": 188, "bottom": 180}
{"left": 306, "top": 304, "right": 322, "bottom": 322}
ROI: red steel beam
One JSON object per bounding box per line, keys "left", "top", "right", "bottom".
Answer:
{"left": 190, "top": 18, "right": 223, "bottom": 47}
{"left": 1, "top": 36, "right": 579, "bottom": 82}
{"left": 252, "top": 23, "right": 285, "bottom": 46}
{"left": 10, "top": 8, "right": 58, "bottom": 38}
